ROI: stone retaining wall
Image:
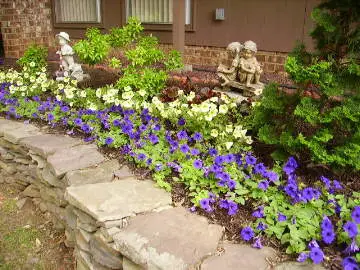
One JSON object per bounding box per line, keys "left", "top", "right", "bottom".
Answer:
{"left": 0, "top": 118, "right": 322, "bottom": 270}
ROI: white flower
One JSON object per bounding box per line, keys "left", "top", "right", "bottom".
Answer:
{"left": 96, "top": 88, "right": 102, "bottom": 98}
{"left": 124, "top": 85, "right": 132, "bottom": 92}
{"left": 219, "top": 104, "right": 228, "bottom": 114}
{"left": 122, "top": 90, "right": 134, "bottom": 100}
{"left": 186, "top": 91, "right": 196, "bottom": 101}
{"left": 233, "top": 125, "right": 247, "bottom": 138}
{"left": 138, "top": 89, "right": 146, "bottom": 97}
{"left": 178, "top": 90, "right": 184, "bottom": 96}
{"left": 226, "top": 125, "right": 233, "bottom": 133}
{"left": 56, "top": 95, "right": 62, "bottom": 101}
{"left": 29, "top": 62, "right": 36, "bottom": 67}
{"left": 225, "top": 142, "right": 233, "bottom": 150}
{"left": 210, "top": 129, "right": 219, "bottom": 137}
{"left": 24, "top": 73, "right": 29, "bottom": 78}
{"left": 79, "top": 90, "right": 87, "bottom": 98}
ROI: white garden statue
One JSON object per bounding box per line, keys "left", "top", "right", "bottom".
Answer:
{"left": 55, "top": 32, "right": 89, "bottom": 82}
{"left": 217, "top": 40, "right": 264, "bottom": 98}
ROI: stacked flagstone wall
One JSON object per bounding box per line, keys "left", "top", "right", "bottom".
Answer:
{"left": 0, "top": 118, "right": 323, "bottom": 270}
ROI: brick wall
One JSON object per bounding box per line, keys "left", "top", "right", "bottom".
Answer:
{"left": 0, "top": 0, "right": 54, "bottom": 58}
{"left": 159, "top": 44, "right": 287, "bottom": 74}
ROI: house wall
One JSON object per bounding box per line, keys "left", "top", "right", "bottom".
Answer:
{"left": 0, "top": 0, "right": 54, "bottom": 58}
{"left": 0, "top": 0, "right": 321, "bottom": 72}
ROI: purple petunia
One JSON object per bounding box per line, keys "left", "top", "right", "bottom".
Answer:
{"left": 193, "top": 159, "right": 203, "bottom": 169}
{"left": 320, "top": 176, "right": 331, "bottom": 190}
{"left": 252, "top": 206, "right": 265, "bottom": 218}
{"left": 309, "top": 247, "right": 324, "bottom": 264}
{"left": 177, "top": 130, "right": 188, "bottom": 140}
{"left": 252, "top": 237, "right": 263, "bottom": 249}
{"left": 351, "top": 206, "right": 360, "bottom": 224}
{"left": 283, "top": 156, "right": 298, "bottom": 175}
{"left": 155, "top": 163, "right": 163, "bottom": 171}
{"left": 190, "top": 148, "right": 200, "bottom": 156}
{"left": 256, "top": 222, "right": 267, "bottom": 231}
{"left": 258, "top": 180, "right": 269, "bottom": 190}
{"left": 342, "top": 257, "right": 360, "bottom": 270}
{"left": 278, "top": 213, "right": 287, "bottom": 222}
{"left": 297, "top": 252, "right": 309, "bottom": 262}
{"left": 321, "top": 229, "right": 335, "bottom": 244}
{"left": 199, "top": 198, "right": 213, "bottom": 212}
{"left": 208, "top": 148, "right": 218, "bottom": 157}
{"left": 227, "top": 200, "right": 238, "bottom": 216}
{"left": 81, "top": 124, "right": 91, "bottom": 133}
{"left": 137, "top": 153, "right": 146, "bottom": 161}
{"left": 180, "top": 144, "right": 190, "bottom": 153}
{"left": 227, "top": 179, "right": 236, "bottom": 190}
{"left": 105, "top": 137, "right": 114, "bottom": 145}
{"left": 344, "top": 221, "right": 358, "bottom": 238}
{"left": 245, "top": 154, "right": 257, "bottom": 165}
{"left": 47, "top": 113, "right": 54, "bottom": 121}
{"left": 178, "top": 118, "right": 186, "bottom": 126}
{"left": 193, "top": 132, "right": 203, "bottom": 141}
{"left": 148, "top": 134, "right": 159, "bottom": 144}
{"left": 241, "top": 227, "right": 254, "bottom": 241}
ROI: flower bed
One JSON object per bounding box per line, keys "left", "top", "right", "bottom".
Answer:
{"left": 0, "top": 64, "right": 359, "bottom": 269}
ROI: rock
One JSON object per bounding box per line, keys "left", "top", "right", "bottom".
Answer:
{"left": 0, "top": 138, "right": 28, "bottom": 155}
{"left": 123, "top": 257, "right": 143, "bottom": 270}
{"left": 21, "top": 134, "right": 82, "bottom": 157}
{"left": 90, "top": 231, "right": 123, "bottom": 269}
{"left": 65, "top": 180, "right": 172, "bottom": 223}
{"left": 65, "top": 229, "right": 76, "bottom": 248}
{"left": 47, "top": 144, "right": 105, "bottom": 177}
{"left": 73, "top": 208, "right": 98, "bottom": 226}
{"left": 274, "top": 262, "right": 326, "bottom": 270}
{"left": 113, "top": 166, "right": 134, "bottom": 180}
{"left": 40, "top": 185, "right": 67, "bottom": 207}
{"left": 0, "top": 160, "right": 16, "bottom": 174}
{"left": 100, "top": 227, "right": 121, "bottom": 243}
{"left": 16, "top": 197, "right": 33, "bottom": 210}
{"left": 40, "top": 165, "right": 66, "bottom": 188}
{"left": 0, "top": 119, "right": 24, "bottom": 137}
{"left": 22, "top": 184, "right": 40, "bottom": 198}
{"left": 113, "top": 207, "right": 224, "bottom": 270}
{"left": 29, "top": 153, "right": 46, "bottom": 169}
{"left": 14, "top": 157, "right": 31, "bottom": 165}
{"left": 76, "top": 249, "right": 94, "bottom": 270}
{"left": 201, "top": 244, "right": 277, "bottom": 270}
{"left": 76, "top": 229, "right": 91, "bottom": 252}
{"left": 39, "top": 202, "right": 47, "bottom": 212}
{"left": 65, "top": 205, "right": 78, "bottom": 230}
{"left": 77, "top": 219, "right": 98, "bottom": 233}
{"left": 65, "top": 160, "right": 121, "bottom": 186}
{"left": 3, "top": 124, "right": 41, "bottom": 144}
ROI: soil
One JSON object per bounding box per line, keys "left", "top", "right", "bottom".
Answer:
{"left": 0, "top": 183, "right": 75, "bottom": 270}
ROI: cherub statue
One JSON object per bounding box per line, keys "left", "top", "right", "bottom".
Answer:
{"left": 217, "top": 42, "right": 243, "bottom": 87}
{"left": 56, "top": 32, "right": 75, "bottom": 77}
{"left": 55, "top": 32, "right": 89, "bottom": 82}
{"left": 238, "top": 40, "right": 263, "bottom": 87}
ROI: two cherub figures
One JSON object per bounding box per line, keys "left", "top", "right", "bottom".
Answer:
{"left": 55, "top": 32, "right": 88, "bottom": 82}
{"left": 217, "top": 41, "right": 264, "bottom": 97}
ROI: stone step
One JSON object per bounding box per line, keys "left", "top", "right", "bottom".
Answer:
{"left": 112, "top": 207, "right": 224, "bottom": 270}
{"left": 65, "top": 180, "right": 173, "bottom": 224}
{"left": 21, "top": 134, "right": 83, "bottom": 157}
{"left": 47, "top": 144, "right": 106, "bottom": 178}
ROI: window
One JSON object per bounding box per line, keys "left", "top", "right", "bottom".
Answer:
{"left": 126, "top": 0, "right": 191, "bottom": 25}
{"left": 54, "top": 0, "right": 101, "bottom": 23}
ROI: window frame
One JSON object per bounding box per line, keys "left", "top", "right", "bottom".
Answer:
{"left": 52, "top": 0, "right": 104, "bottom": 29}
{"left": 122, "top": 0, "right": 196, "bottom": 32}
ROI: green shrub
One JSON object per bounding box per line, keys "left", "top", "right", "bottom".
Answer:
{"left": 250, "top": 57, "right": 360, "bottom": 170}
{"left": 73, "top": 28, "right": 110, "bottom": 65}
{"left": 17, "top": 44, "right": 47, "bottom": 71}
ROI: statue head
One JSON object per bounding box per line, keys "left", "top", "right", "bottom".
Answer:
{"left": 243, "top": 40, "right": 257, "bottom": 53}
{"left": 227, "top": 42, "right": 243, "bottom": 55}
{"left": 56, "top": 32, "right": 70, "bottom": 46}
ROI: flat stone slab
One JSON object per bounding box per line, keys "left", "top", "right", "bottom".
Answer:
{"left": 21, "top": 134, "right": 82, "bottom": 157}
{"left": 65, "top": 180, "right": 172, "bottom": 222}
{"left": 47, "top": 144, "right": 105, "bottom": 177}
{"left": 274, "top": 262, "right": 325, "bottom": 270}
{"left": 65, "top": 159, "right": 121, "bottom": 186}
{"left": 0, "top": 119, "right": 24, "bottom": 136}
{"left": 113, "top": 207, "right": 224, "bottom": 270}
{"left": 201, "top": 243, "right": 277, "bottom": 270}
{"left": 3, "top": 124, "right": 41, "bottom": 144}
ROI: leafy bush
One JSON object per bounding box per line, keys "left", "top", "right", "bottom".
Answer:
{"left": 73, "top": 28, "right": 110, "bottom": 65}
{"left": 251, "top": 58, "right": 360, "bottom": 170}
{"left": 17, "top": 44, "right": 47, "bottom": 71}
{"left": 108, "top": 17, "right": 143, "bottom": 48}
